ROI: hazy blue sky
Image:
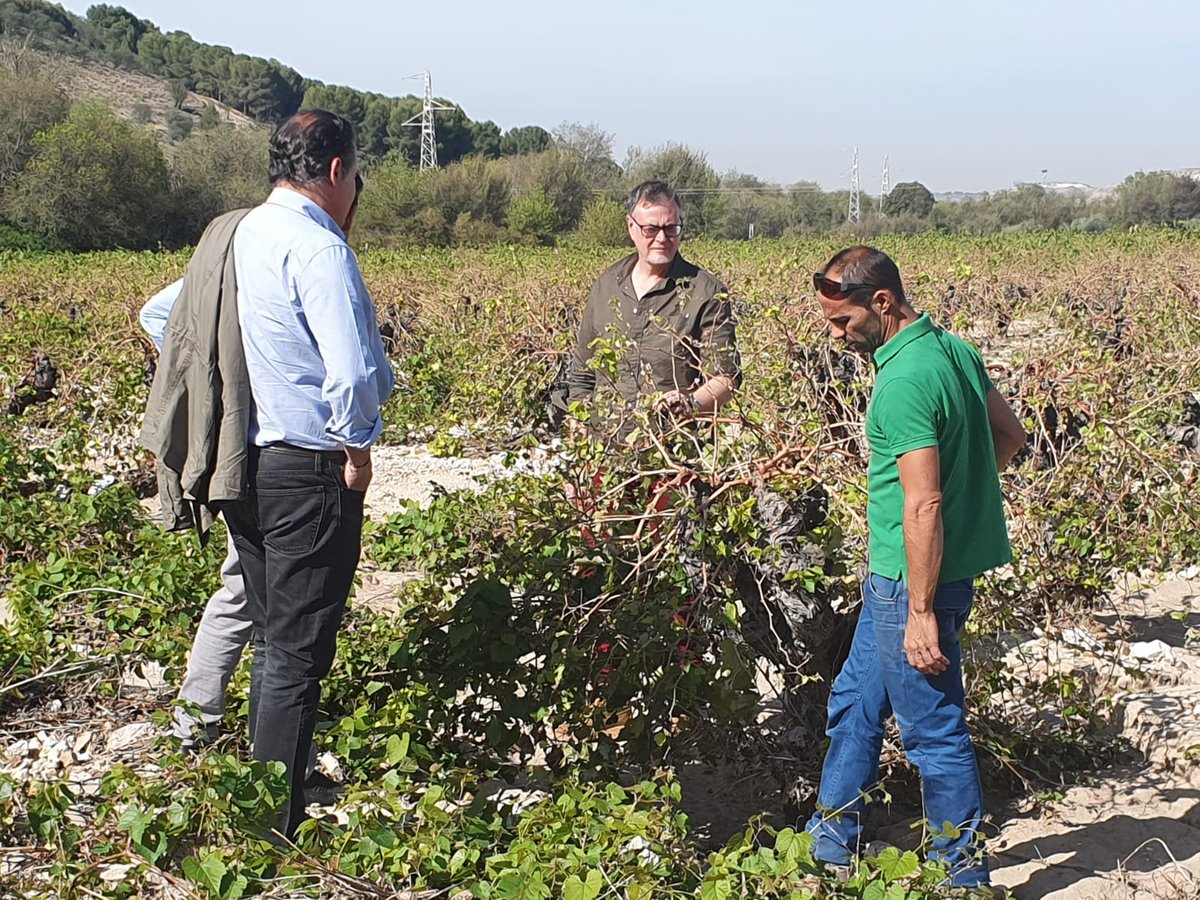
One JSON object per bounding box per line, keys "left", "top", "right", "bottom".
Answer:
{"left": 58, "top": 0, "right": 1199, "bottom": 193}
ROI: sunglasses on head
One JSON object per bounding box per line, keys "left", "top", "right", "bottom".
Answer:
{"left": 812, "top": 272, "right": 879, "bottom": 300}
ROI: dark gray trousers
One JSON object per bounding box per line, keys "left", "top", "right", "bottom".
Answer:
{"left": 220, "top": 444, "right": 362, "bottom": 838}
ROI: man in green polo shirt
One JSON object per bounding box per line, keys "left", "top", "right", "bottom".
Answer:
{"left": 803, "top": 246, "right": 1027, "bottom": 890}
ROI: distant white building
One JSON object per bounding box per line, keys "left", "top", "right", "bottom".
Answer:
{"left": 934, "top": 169, "right": 1198, "bottom": 204}
{"left": 1012, "top": 181, "right": 1114, "bottom": 202}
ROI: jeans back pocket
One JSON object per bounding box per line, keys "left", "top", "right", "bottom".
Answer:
{"left": 257, "top": 484, "right": 329, "bottom": 555}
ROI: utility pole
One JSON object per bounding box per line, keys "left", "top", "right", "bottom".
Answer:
{"left": 879, "top": 154, "right": 890, "bottom": 216}
{"left": 848, "top": 146, "right": 861, "bottom": 224}
{"left": 402, "top": 71, "right": 454, "bottom": 171}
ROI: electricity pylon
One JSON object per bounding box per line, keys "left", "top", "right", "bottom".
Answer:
{"left": 848, "top": 146, "right": 861, "bottom": 224}
{"left": 401, "top": 71, "right": 454, "bottom": 170}
{"left": 879, "top": 155, "right": 890, "bottom": 215}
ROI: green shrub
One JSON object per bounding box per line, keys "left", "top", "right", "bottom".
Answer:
{"left": 572, "top": 196, "right": 629, "bottom": 247}
{"left": 0, "top": 222, "right": 62, "bottom": 252}
{"left": 166, "top": 109, "right": 194, "bottom": 142}
{"left": 1, "top": 102, "right": 171, "bottom": 251}
{"left": 506, "top": 187, "right": 558, "bottom": 245}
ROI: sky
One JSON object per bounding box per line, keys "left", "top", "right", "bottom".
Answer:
{"left": 57, "top": 0, "right": 1200, "bottom": 193}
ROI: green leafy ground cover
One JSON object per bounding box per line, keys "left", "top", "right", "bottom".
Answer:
{"left": 0, "top": 232, "right": 1197, "bottom": 897}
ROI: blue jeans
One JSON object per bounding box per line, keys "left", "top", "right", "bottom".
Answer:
{"left": 805, "top": 573, "right": 988, "bottom": 887}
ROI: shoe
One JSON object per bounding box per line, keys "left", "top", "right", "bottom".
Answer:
{"left": 948, "top": 884, "right": 1006, "bottom": 899}
{"left": 303, "top": 771, "right": 344, "bottom": 806}
{"left": 815, "top": 861, "right": 852, "bottom": 882}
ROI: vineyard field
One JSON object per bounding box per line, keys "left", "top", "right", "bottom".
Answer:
{"left": 1, "top": 230, "right": 1198, "bottom": 898}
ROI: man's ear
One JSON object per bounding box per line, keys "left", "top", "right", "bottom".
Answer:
{"left": 871, "top": 288, "right": 897, "bottom": 314}
{"left": 329, "top": 155, "right": 349, "bottom": 186}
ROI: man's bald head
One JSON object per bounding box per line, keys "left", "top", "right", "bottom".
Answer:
{"left": 819, "top": 245, "right": 906, "bottom": 305}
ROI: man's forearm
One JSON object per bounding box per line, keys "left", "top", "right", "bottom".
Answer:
{"left": 140, "top": 278, "right": 184, "bottom": 351}
{"left": 993, "top": 428, "right": 1027, "bottom": 471}
{"left": 902, "top": 495, "right": 944, "bottom": 613}
{"left": 986, "top": 388, "right": 1028, "bottom": 471}
{"left": 324, "top": 372, "right": 384, "bottom": 451}
{"left": 692, "top": 374, "right": 736, "bottom": 414}
{"left": 566, "top": 354, "right": 596, "bottom": 408}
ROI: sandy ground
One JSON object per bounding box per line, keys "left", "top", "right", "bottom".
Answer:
{"left": 363, "top": 443, "right": 502, "bottom": 514}
{"left": 353, "top": 443, "right": 503, "bottom": 611}
{"left": 987, "top": 577, "right": 1200, "bottom": 899}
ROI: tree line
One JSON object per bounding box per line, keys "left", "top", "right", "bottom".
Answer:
{"left": 1, "top": 0, "right": 1199, "bottom": 251}
{"left": 0, "top": 0, "right": 554, "bottom": 167}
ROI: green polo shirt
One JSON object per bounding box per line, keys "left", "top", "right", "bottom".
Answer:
{"left": 865, "top": 313, "right": 1011, "bottom": 583}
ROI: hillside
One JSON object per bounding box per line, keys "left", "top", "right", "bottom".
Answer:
{"left": 0, "top": 0, "right": 494, "bottom": 168}
{"left": 21, "top": 45, "right": 262, "bottom": 145}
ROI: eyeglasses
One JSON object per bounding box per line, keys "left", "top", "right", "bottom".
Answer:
{"left": 812, "top": 272, "right": 878, "bottom": 300}
{"left": 629, "top": 216, "right": 683, "bottom": 239}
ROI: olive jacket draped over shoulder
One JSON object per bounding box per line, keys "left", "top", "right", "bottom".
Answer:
{"left": 138, "top": 208, "right": 253, "bottom": 543}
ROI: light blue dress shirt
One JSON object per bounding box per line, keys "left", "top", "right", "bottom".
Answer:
{"left": 138, "top": 188, "right": 393, "bottom": 451}
{"left": 234, "top": 188, "right": 393, "bottom": 450}
{"left": 140, "top": 279, "right": 181, "bottom": 351}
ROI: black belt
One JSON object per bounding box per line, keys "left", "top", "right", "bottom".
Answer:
{"left": 258, "top": 443, "right": 346, "bottom": 465}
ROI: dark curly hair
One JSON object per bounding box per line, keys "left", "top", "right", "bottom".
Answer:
{"left": 268, "top": 109, "right": 357, "bottom": 187}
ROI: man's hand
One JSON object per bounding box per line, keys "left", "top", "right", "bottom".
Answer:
{"left": 344, "top": 458, "right": 372, "bottom": 492}
{"left": 344, "top": 448, "right": 372, "bottom": 493}
{"left": 905, "top": 609, "right": 948, "bottom": 675}
{"left": 656, "top": 389, "right": 696, "bottom": 420}
{"left": 566, "top": 416, "right": 590, "bottom": 441}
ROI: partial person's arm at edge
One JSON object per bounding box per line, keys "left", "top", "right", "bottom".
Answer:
{"left": 986, "top": 387, "right": 1028, "bottom": 470}
{"left": 693, "top": 281, "right": 742, "bottom": 413}
{"left": 691, "top": 374, "right": 736, "bottom": 414}
{"left": 566, "top": 284, "right": 601, "bottom": 409}
{"left": 139, "top": 279, "right": 184, "bottom": 351}
{"left": 897, "top": 445, "right": 949, "bottom": 676}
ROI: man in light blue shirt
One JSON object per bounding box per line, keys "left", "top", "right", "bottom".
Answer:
{"left": 139, "top": 165, "right": 368, "bottom": 805}
{"left": 204, "top": 109, "right": 391, "bottom": 839}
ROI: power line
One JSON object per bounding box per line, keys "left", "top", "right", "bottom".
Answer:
{"left": 671, "top": 186, "right": 824, "bottom": 195}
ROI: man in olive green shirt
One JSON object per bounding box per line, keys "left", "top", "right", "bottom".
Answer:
{"left": 567, "top": 181, "right": 741, "bottom": 430}
{"left": 804, "top": 246, "right": 1027, "bottom": 889}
